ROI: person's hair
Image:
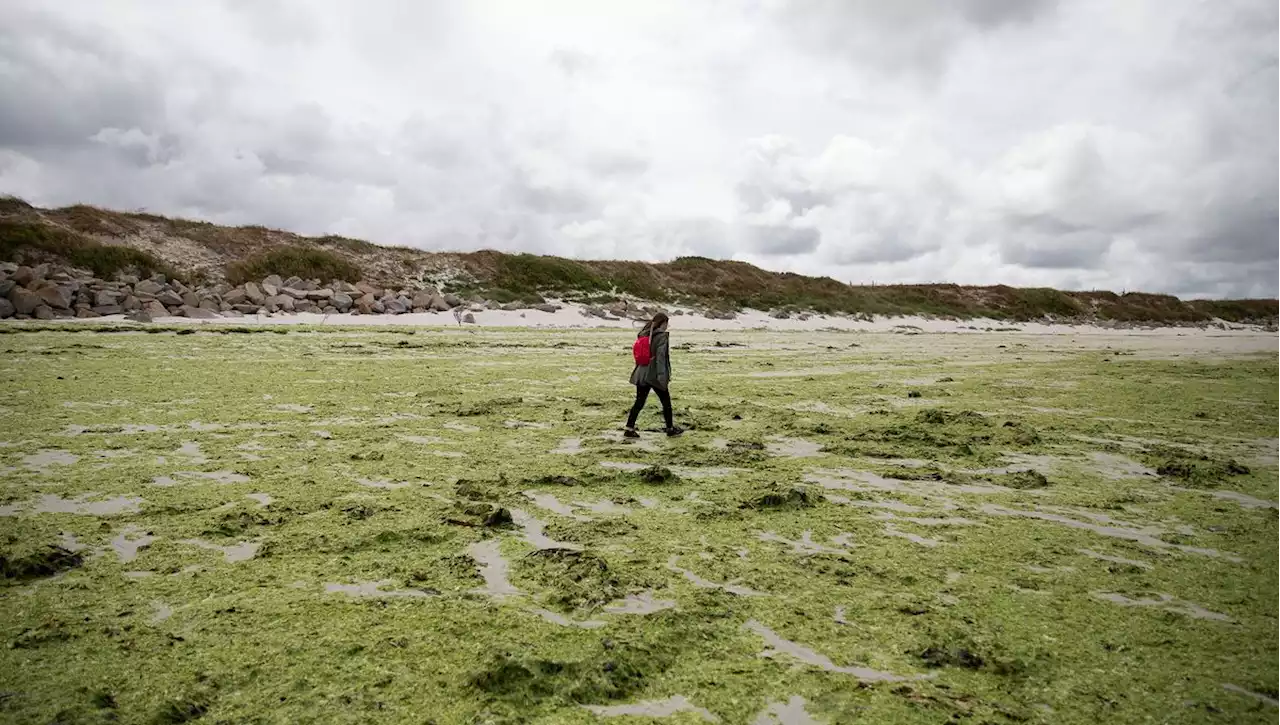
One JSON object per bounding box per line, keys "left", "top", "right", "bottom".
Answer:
{"left": 638, "top": 311, "right": 669, "bottom": 338}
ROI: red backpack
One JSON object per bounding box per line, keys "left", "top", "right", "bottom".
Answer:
{"left": 632, "top": 335, "right": 652, "bottom": 366}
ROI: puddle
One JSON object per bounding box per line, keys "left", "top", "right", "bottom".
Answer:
{"left": 179, "top": 539, "right": 261, "bottom": 562}
{"left": 175, "top": 442, "right": 207, "bottom": 463}
{"left": 1086, "top": 452, "right": 1156, "bottom": 479}
{"left": 752, "top": 696, "right": 823, "bottom": 725}
{"left": 666, "top": 556, "right": 766, "bottom": 597}
{"left": 882, "top": 524, "right": 945, "bottom": 547}
{"left": 672, "top": 466, "right": 746, "bottom": 479}
{"left": 523, "top": 491, "right": 590, "bottom": 521}
{"left": 56, "top": 532, "right": 87, "bottom": 552}
{"left": 573, "top": 499, "right": 631, "bottom": 515}
{"left": 325, "top": 580, "right": 434, "bottom": 598}
{"left": 468, "top": 539, "right": 521, "bottom": 598}
{"left": 529, "top": 607, "right": 606, "bottom": 629}
{"left": 62, "top": 423, "right": 163, "bottom": 436}
{"left": 765, "top": 436, "right": 824, "bottom": 458}
{"left": 238, "top": 441, "right": 266, "bottom": 451}
{"left": 584, "top": 696, "right": 719, "bottom": 722}
{"left": 273, "top": 404, "right": 313, "bottom": 413}
{"left": 443, "top": 421, "right": 480, "bottom": 433}
{"left": 111, "top": 526, "right": 156, "bottom": 562}
{"left": 823, "top": 495, "right": 932, "bottom": 513}
{"left": 1171, "top": 487, "right": 1277, "bottom": 510}
{"left": 599, "top": 461, "right": 648, "bottom": 472}
{"left": 152, "top": 471, "right": 249, "bottom": 486}
{"left": 1092, "top": 592, "right": 1232, "bottom": 621}
{"left": 511, "top": 509, "right": 582, "bottom": 551}
{"left": 123, "top": 571, "right": 154, "bottom": 579}
{"left": 504, "top": 420, "right": 550, "bottom": 429}
{"left": 93, "top": 449, "right": 136, "bottom": 459}
{"left": 599, "top": 431, "right": 660, "bottom": 451}
{"left": 357, "top": 478, "right": 411, "bottom": 490}
{"left": 808, "top": 469, "right": 1005, "bottom": 497}
{"left": 0, "top": 494, "right": 144, "bottom": 516}
{"left": 23, "top": 449, "right": 79, "bottom": 471}
{"left": 603, "top": 591, "right": 677, "bottom": 615}
{"left": 1222, "top": 684, "right": 1279, "bottom": 707}
{"left": 745, "top": 620, "right": 930, "bottom": 682}
{"left": 979, "top": 504, "right": 1242, "bottom": 562}
{"left": 246, "top": 493, "right": 274, "bottom": 506}
{"left": 551, "top": 438, "right": 583, "bottom": 454}
{"left": 870, "top": 511, "right": 981, "bottom": 526}
{"left": 1078, "top": 548, "right": 1153, "bottom": 569}
{"left": 149, "top": 600, "right": 173, "bottom": 624}
{"left": 399, "top": 435, "right": 447, "bottom": 445}
{"left": 964, "top": 453, "right": 1062, "bottom": 475}
{"left": 758, "top": 530, "right": 855, "bottom": 556}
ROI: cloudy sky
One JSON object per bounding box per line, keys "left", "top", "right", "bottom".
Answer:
{"left": 1, "top": 0, "right": 1276, "bottom": 298}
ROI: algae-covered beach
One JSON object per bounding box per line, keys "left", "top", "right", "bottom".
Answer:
{"left": 0, "top": 324, "right": 1275, "bottom": 723}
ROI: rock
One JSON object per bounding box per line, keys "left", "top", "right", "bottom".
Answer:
{"left": 223, "top": 309, "right": 244, "bottom": 318}
{"left": 171, "top": 280, "right": 188, "bottom": 295}
{"left": 143, "top": 300, "right": 168, "bottom": 318}
{"left": 671, "top": 309, "right": 684, "bottom": 316}
{"left": 33, "top": 304, "right": 54, "bottom": 320}
{"left": 32, "top": 264, "right": 50, "bottom": 280}
{"left": 233, "top": 303, "right": 261, "bottom": 314}
{"left": 798, "top": 313, "right": 811, "bottom": 321}
{"left": 501, "top": 302, "right": 523, "bottom": 312}
{"left": 122, "top": 295, "right": 141, "bottom": 312}
{"left": 199, "top": 299, "right": 220, "bottom": 313}
{"left": 223, "top": 288, "right": 248, "bottom": 305}
{"left": 355, "top": 293, "right": 377, "bottom": 314}
{"left": 125, "top": 310, "right": 152, "bottom": 323}
{"left": 294, "top": 300, "right": 317, "bottom": 313}
{"left": 92, "top": 304, "right": 123, "bottom": 316}
{"left": 298, "top": 279, "right": 318, "bottom": 291}
{"left": 770, "top": 309, "right": 790, "bottom": 319}
{"left": 463, "top": 312, "right": 476, "bottom": 324}
{"left": 356, "top": 281, "right": 381, "bottom": 296}
{"left": 424, "top": 293, "right": 447, "bottom": 312}
{"left": 266, "top": 294, "right": 295, "bottom": 312}
{"left": 282, "top": 276, "right": 304, "bottom": 289}
{"left": 12, "top": 266, "right": 35, "bottom": 286}
{"left": 322, "top": 306, "right": 337, "bottom": 314}
{"left": 76, "top": 308, "right": 100, "bottom": 318}
{"left": 118, "top": 274, "right": 139, "bottom": 285}
{"left": 135, "top": 279, "right": 164, "bottom": 296}
{"left": 36, "top": 284, "right": 72, "bottom": 309}
{"left": 371, "top": 300, "right": 385, "bottom": 314}
{"left": 443, "top": 293, "right": 462, "bottom": 308}
{"left": 383, "top": 297, "right": 408, "bottom": 314}
{"left": 263, "top": 275, "right": 284, "bottom": 289}
{"left": 243, "top": 282, "right": 265, "bottom": 305}
{"left": 534, "top": 303, "right": 559, "bottom": 313}
{"left": 306, "top": 288, "right": 333, "bottom": 301}
{"left": 0, "top": 298, "right": 13, "bottom": 318}
{"left": 331, "top": 292, "right": 353, "bottom": 311}
{"left": 94, "top": 289, "right": 120, "bottom": 307}
{"left": 282, "top": 287, "right": 308, "bottom": 300}
{"left": 181, "top": 291, "right": 201, "bottom": 308}
{"left": 9, "top": 287, "right": 40, "bottom": 315}
{"left": 706, "top": 309, "right": 737, "bottom": 320}
{"left": 412, "top": 290, "right": 434, "bottom": 310}
{"left": 182, "top": 305, "right": 219, "bottom": 319}
{"left": 261, "top": 283, "right": 278, "bottom": 297}
{"left": 0, "top": 280, "right": 13, "bottom": 298}
{"left": 155, "top": 289, "right": 183, "bottom": 307}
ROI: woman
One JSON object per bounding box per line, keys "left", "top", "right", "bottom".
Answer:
{"left": 624, "top": 312, "right": 683, "bottom": 438}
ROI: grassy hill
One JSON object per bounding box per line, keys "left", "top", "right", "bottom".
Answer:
{"left": 0, "top": 196, "right": 1275, "bottom": 325}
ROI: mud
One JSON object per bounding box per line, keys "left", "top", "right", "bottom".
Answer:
{"left": 467, "top": 539, "right": 521, "bottom": 598}
{"left": 1170, "top": 487, "right": 1277, "bottom": 510}
{"left": 584, "top": 695, "right": 720, "bottom": 722}
{"left": 272, "top": 403, "right": 313, "bottom": 413}
{"left": 111, "top": 526, "right": 156, "bottom": 562}
{"left": 1086, "top": 452, "right": 1156, "bottom": 479}
{"left": 1077, "top": 548, "right": 1153, "bottom": 569}
{"left": 1092, "top": 592, "right": 1232, "bottom": 621}
{"left": 325, "top": 580, "right": 434, "bottom": 598}
{"left": 758, "top": 530, "right": 854, "bottom": 556}
{"left": 550, "top": 437, "right": 583, "bottom": 454}
{"left": 511, "top": 509, "right": 582, "bottom": 551}
{"left": 245, "top": 493, "right": 274, "bottom": 507}
{"left": 523, "top": 491, "right": 590, "bottom": 521}
{"left": 870, "top": 511, "right": 981, "bottom": 527}
{"left": 603, "top": 591, "right": 677, "bottom": 615}
{"left": 153, "top": 471, "right": 250, "bottom": 486}
{"left": 882, "top": 524, "right": 945, "bottom": 547}
{"left": 745, "top": 620, "right": 931, "bottom": 682}
{"left": 752, "top": 696, "right": 823, "bottom": 725}
{"left": 666, "top": 556, "right": 766, "bottom": 596}
{"left": 765, "top": 436, "right": 824, "bottom": 458}
{"left": 0, "top": 493, "right": 144, "bottom": 516}
{"left": 980, "top": 504, "right": 1242, "bottom": 562}
{"left": 572, "top": 499, "right": 631, "bottom": 515}
{"left": 178, "top": 538, "right": 261, "bottom": 562}
{"left": 823, "top": 495, "right": 932, "bottom": 513}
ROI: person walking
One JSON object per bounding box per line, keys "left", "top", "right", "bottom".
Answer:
{"left": 624, "top": 312, "right": 683, "bottom": 438}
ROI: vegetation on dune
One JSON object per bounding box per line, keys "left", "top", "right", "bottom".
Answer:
{"left": 225, "top": 246, "right": 362, "bottom": 285}
{"left": 0, "top": 219, "right": 181, "bottom": 280}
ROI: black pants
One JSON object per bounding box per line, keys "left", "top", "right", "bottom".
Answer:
{"left": 626, "top": 384, "right": 673, "bottom": 429}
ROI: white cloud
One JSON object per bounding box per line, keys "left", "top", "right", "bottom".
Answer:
{"left": 0, "top": 0, "right": 1274, "bottom": 298}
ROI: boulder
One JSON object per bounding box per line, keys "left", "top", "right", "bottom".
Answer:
{"left": 181, "top": 291, "right": 201, "bottom": 308}
{"left": 534, "top": 303, "right": 559, "bottom": 313}
{"left": 37, "top": 285, "right": 73, "bottom": 309}
{"left": 135, "top": 279, "right": 164, "bottom": 296}
{"left": 429, "top": 293, "right": 451, "bottom": 312}
{"left": 266, "top": 294, "right": 295, "bottom": 312}
{"left": 223, "top": 309, "right": 244, "bottom": 318}
{"left": 282, "top": 276, "right": 304, "bottom": 289}
{"left": 298, "top": 279, "right": 318, "bottom": 291}
{"left": 306, "top": 288, "right": 333, "bottom": 301}
{"left": 282, "top": 287, "right": 308, "bottom": 300}
{"left": 243, "top": 282, "right": 266, "bottom": 305}
{"left": 294, "top": 300, "right": 317, "bottom": 313}
{"left": 372, "top": 300, "right": 385, "bottom": 314}
{"left": 411, "top": 290, "right": 434, "bottom": 310}
{"left": 199, "top": 298, "right": 220, "bottom": 313}
{"left": 0, "top": 280, "right": 12, "bottom": 298}
{"left": 182, "top": 305, "right": 219, "bottom": 319}
{"left": 443, "top": 293, "right": 462, "bottom": 308}
{"left": 383, "top": 297, "right": 408, "bottom": 314}
{"left": 263, "top": 275, "right": 284, "bottom": 289}
{"left": 12, "top": 266, "right": 35, "bottom": 286}
{"left": 500, "top": 302, "right": 523, "bottom": 312}
{"left": 331, "top": 292, "right": 353, "bottom": 311}
{"left": 156, "top": 289, "right": 183, "bottom": 307}
{"left": 143, "top": 300, "right": 168, "bottom": 318}
{"left": 356, "top": 281, "right": 381, "bottom": 296}
{"left": 121, "top": 296, "right": 142, "bottom": 312}
{"left": 0, "top": 298, "right": 13, "bottom": 318}
{"left": 125, "top": 310, "right": 152, "bottom": 323}
{"left": 94, "top": 289, "right": 120, "bottom": 307}
{"left": 32, "top": 264, "right": 50, "bottom": 280}
{"left": 76, "top": 308, "right": 100, "bottom": 318}
{"left": 219, "top": 301, "right": 231, "bottom": 312}
{"left": 462, "top": 312, "right": 476, "bottom": 324}
{"left": 261, "top": 283, "right": 278, "bottom": 297}
{"left": 770, "top": 309, "right": 790, "bottom": 319}
{"left": 706, "top": 309, "right": 737, "bottom": 320}
{"left": 92, "top": 304, "right": 123, "bottom": 316}
{"left": 670, "top": 309, "right": 684, "bottom": 316}
{"left": 233, "top": 304, "right": 261, "bottom": 314}
{"left": 10, "top": 287, "right": 40, "bottom": 315}
{"left": 223, "top": 288, "right": 248, "bottom": 305}
{"left": 119, "top": 274, "right": 140, "bottom": 285}
{"left": 34, "top": 304, "right": 54, "bottom": 320}
{"left": 355, "top": 293, "right": 377, "bottom": 314}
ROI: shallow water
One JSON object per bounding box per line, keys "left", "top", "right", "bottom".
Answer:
{"left": 745, "top": 619, "right": 931, "bottom": 682}
{"left": 179, "top": 538, "right": 261, "bottom": 562}
{"left": 603, "top": 591, "right": 677, "bottom": 615}
{"left": 0, "top": 493, "right": 144, "bottom": 516}
{"left": 324, "top": 580, "right": 434, "bottom": 598}
{"left": 467, "top": 539, "right": 521, "bottom": 598}
{"left": 666, "top": 556, "right": 766, "bottom": 597}
{"left": 1092, "top": 591, "right": 1232, "bottom": 621}
{"left": 583, "top": 695, "right": 720, "bottom": 722}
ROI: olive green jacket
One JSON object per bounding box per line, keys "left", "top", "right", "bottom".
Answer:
{"left": 629, "top": 329, "right": 670, "bottom": 389}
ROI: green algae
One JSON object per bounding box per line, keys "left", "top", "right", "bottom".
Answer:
{"left": 0, "top": 326, "right": 1275, "bottom": 723}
